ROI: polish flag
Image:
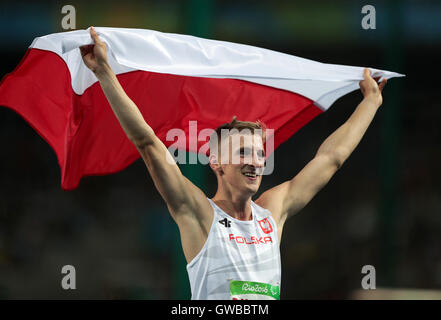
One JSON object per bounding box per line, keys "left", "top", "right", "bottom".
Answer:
{"left": 0, "top": 27, "right": 404, "bottom": 190}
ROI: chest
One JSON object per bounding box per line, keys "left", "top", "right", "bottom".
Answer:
{"left": 211, "top": 215, "right": 278, "bottom": 260}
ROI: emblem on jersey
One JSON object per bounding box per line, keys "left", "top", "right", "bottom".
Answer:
{"left": 258, "top": 218, "right": 273, "bottom": 234}
{"left": 219, "top": 218, "right": 231, "bottom": 228}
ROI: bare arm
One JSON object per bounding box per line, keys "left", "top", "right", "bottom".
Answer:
{"left": 257, "top": 68, "right": 387, "bottom": 232}
{"left": 80, "top": 27, "right": 212, "bottom": 262}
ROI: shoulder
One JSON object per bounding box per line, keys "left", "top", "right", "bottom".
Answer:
{"left": 251, "top": 200, "right": 273, "bottom": 219}
{"left": 254, "top": 182, "right": 292, "bottom": 234}
{"left": 255, "top": 181, "right": 290, "bottom": 217}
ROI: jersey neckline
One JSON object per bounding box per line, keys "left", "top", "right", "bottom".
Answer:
{"left": 208, "top": 198, "right": 256, "bottom": 224}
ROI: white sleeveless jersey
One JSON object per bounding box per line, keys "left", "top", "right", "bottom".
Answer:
{"left": 186, "top": 198, "right": 282, "bottom": 300}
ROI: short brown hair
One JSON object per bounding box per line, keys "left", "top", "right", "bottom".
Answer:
{"left": 209, "top": 116, "right": 266, "bottom": 157}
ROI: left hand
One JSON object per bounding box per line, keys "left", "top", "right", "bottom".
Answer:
{"left": 80, "top": 27, "right": 109, "bottom": 76}
{"left": 359, "top": 68, "right": 387, "bottom": 106}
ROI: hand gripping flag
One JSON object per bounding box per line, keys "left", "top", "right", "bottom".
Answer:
{"left": 0, "top": 27, "right": 404, "bottom": 190}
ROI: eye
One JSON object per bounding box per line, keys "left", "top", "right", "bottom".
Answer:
{"left": 257, "top": 150, "right": 265, "bottom": 159}
{"left": 239, "top": 148, "right": 252, "bottom": 156}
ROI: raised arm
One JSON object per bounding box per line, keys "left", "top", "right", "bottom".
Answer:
{"left": 257, "top": 68, "right": 387, "bottom": 233}
{"left": 80, "top": 27, "right": 213, "bottom": 262}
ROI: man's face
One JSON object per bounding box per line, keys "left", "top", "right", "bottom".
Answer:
{"left": 215, "top": 132, "right": 265, "bottom": 195}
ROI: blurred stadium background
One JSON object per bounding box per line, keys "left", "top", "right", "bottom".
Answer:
{"left": 0, "top": 0, "right": 440, "bottom": 299}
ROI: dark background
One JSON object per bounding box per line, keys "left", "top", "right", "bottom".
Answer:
{"left": 0, "top": 0, "right": 440, "bottom": 299}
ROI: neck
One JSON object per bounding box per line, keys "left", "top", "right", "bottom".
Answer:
{"left": 211, "top": 188, "right": 253, "bottom": 221}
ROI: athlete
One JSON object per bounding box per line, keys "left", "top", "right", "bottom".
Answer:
{"left": 80, "top": 27, "right": 387, "bottom": 299}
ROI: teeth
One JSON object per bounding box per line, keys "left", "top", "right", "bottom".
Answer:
{"left": 243, "top": 172, "right": 256, "bottom": 177}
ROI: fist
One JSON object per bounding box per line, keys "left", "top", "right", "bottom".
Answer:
{"left": 80, "top": 27, "right": 109, "bottom": 74}
{"left": 359, "top": 68, "right": 387, "bottom": 106}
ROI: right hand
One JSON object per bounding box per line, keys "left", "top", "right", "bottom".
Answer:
{"left": 359, "top": 68, "right": 387, "bottom": 106}
{"left": 80, "top": 27, "right": 109, "bottom": 74}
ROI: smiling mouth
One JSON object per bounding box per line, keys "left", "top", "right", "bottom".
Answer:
{"left": 242, "top": 172, "right": 258, "bottom": 180}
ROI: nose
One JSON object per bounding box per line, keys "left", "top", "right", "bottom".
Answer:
{"left": 244, "top": 149, "right": 265, "bottom": 170}
{"left": 253, "top": 152, "right": 265, "bottom": 167}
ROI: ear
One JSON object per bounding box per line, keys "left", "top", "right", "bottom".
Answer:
{"left": 209, "top": 153, "right": 223, "bottom": 174}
